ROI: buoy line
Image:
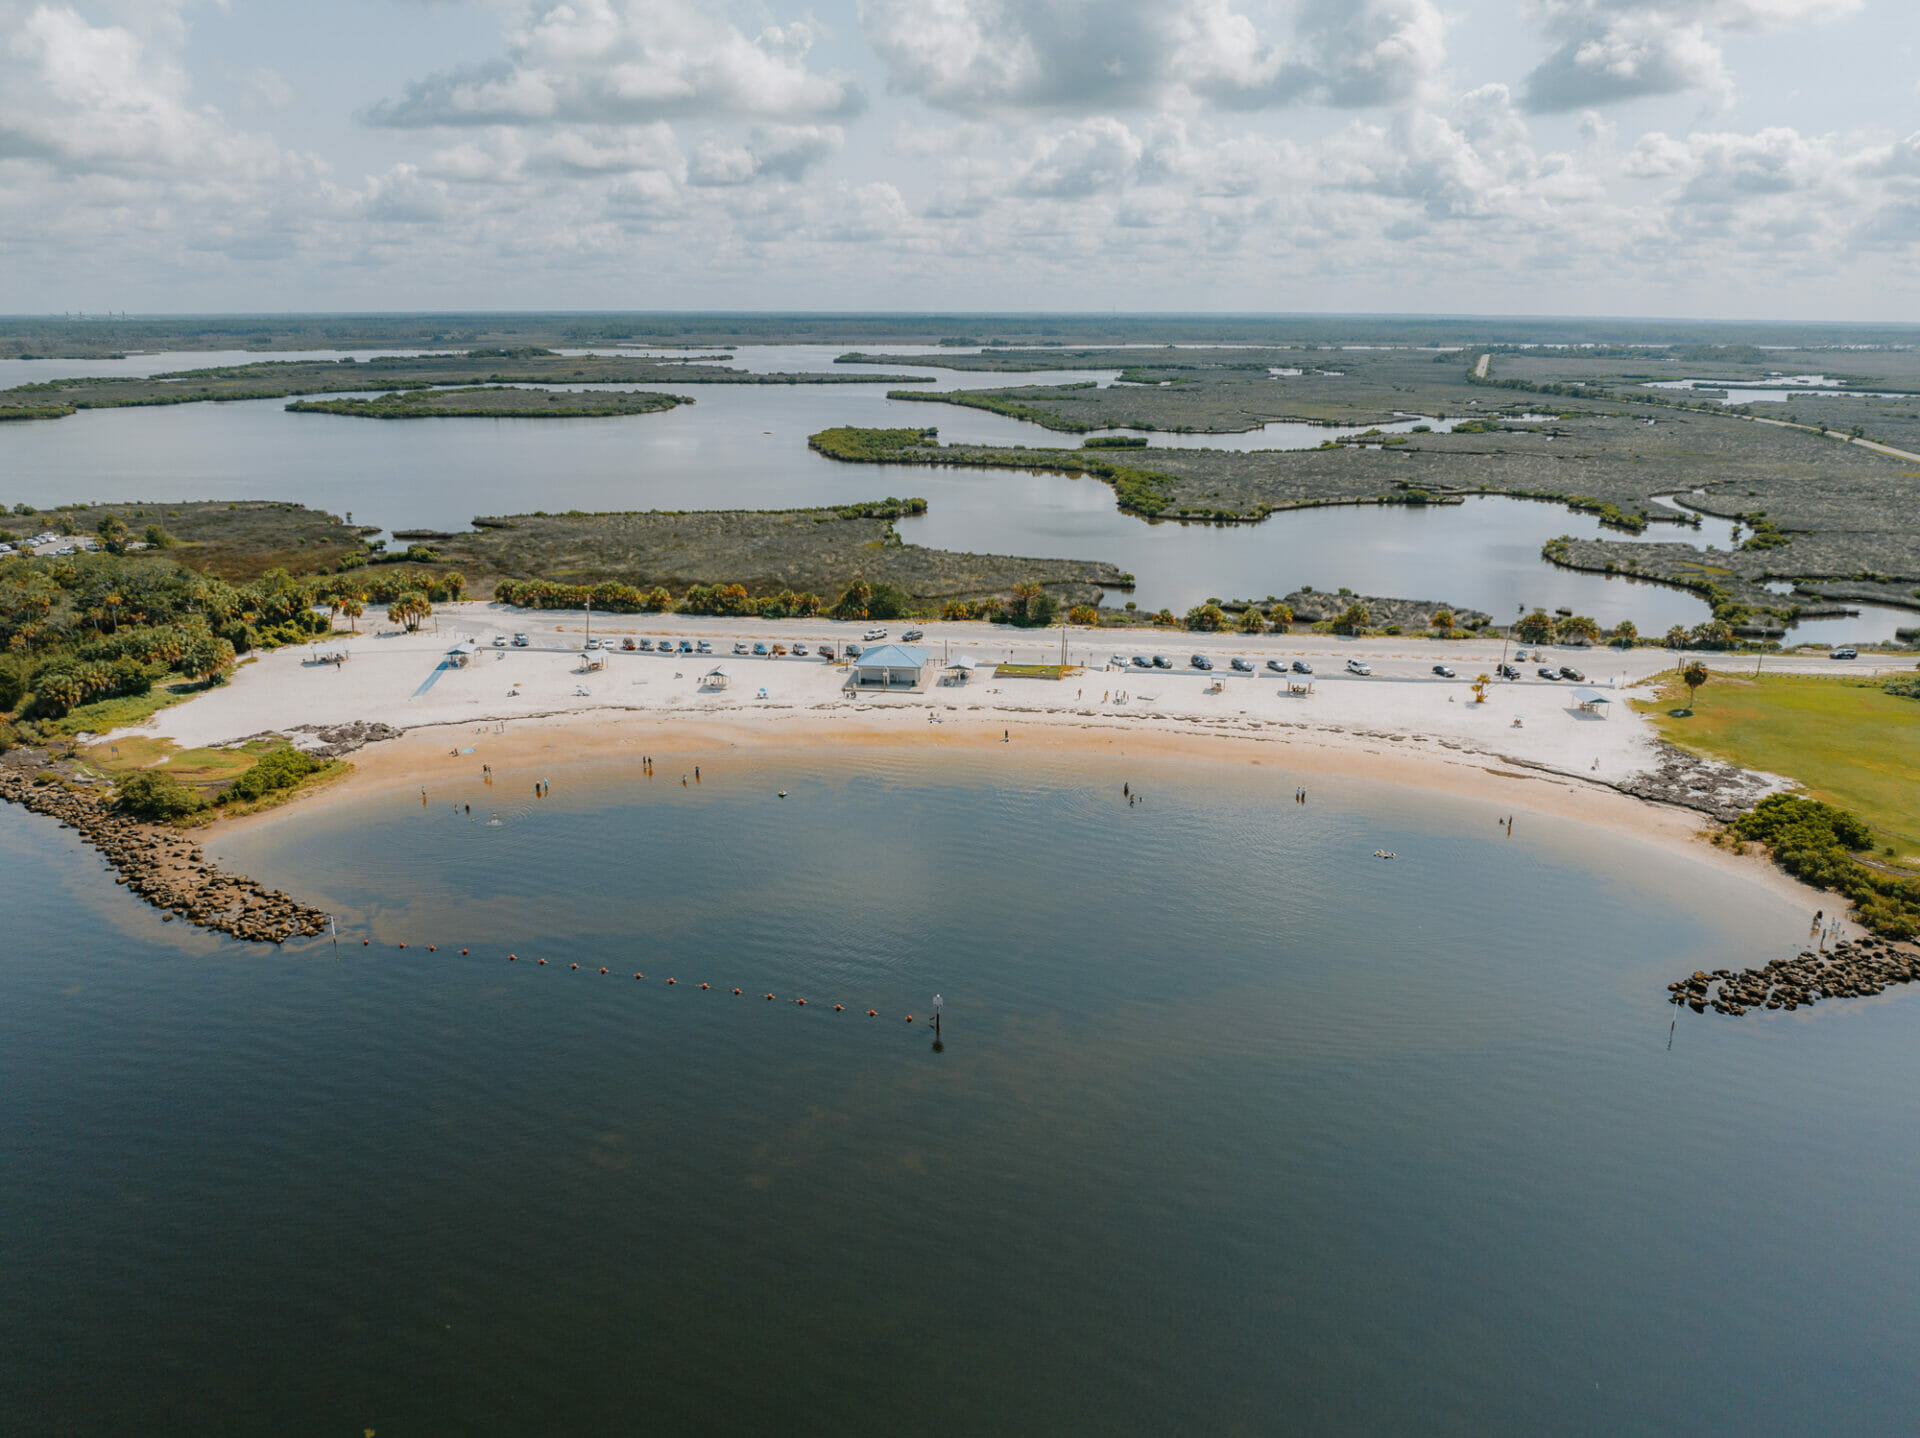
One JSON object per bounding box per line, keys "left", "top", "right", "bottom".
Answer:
{"left": 366, "top": 938, "right": 932, "bottom": 1026}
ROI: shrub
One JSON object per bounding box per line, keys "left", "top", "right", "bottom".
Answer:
{"left": 116, "top": 769, "right": 208, "bottom": 821}
{"left": 1516, "top": 610, "right": 1555, "bottom": 644}
{"left": 1184, "top": 603, "right": 1226, "bottom": 632}
{"left": 1068, "top": 605, "right": 1098, "bottom": 626}
{"left": 218, "top": 745, "right": 323, "bottom": 804}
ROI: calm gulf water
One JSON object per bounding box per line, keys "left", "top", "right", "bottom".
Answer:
{"left": 5, "top": 751, "right": 1918, "bottom": 1435}
{"left": 0, "top": 346, "right": 1787, "bottom": 633}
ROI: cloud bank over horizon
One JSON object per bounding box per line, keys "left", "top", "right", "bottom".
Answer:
{"left": 1, "top": 0, "right": 1914, "bottom": 319}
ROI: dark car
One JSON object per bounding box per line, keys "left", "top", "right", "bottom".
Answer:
{"left": 1152, "top": 655, "right": 1172, "bottom": 669}
{"left": 1266, "top": 659, "right": 1287, "bottom": 674}
{"left": 1432, "top": 664, "right": 1456, "bottom": 678}
{"left": 1132, "top": 655, "right": 1153, "bottom": 668}
{"left": 1497, "top": 663, "right": 1519, "bottom": 679}
{"left": 1292, "top": 660, "right": 1313, "bottom": 675}
{"left": 1830, "top": 647, "right": 1858, "bottom": 660}
{"left": 678, "top": 640, "right": 694, "bottom": 654}
{"left": 1538, "top": 667, "right": 1560, "bottom": 680}
{"left": 1559, "top": 666, "right": 1585, "bottom": 682}
{"left": 1190, "top": 655, "right": 1213, "bottom": 671}
{"left": 1230, "top": 657, "right": 1253, "bottom": 673}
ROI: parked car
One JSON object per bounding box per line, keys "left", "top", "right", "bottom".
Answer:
{"left": 1191, "top": 655, "right": 1213, "bottom": 671}
{"left": 901, "top": 629, "right": 924, "bottom": 642}
{"left": 1513, "top": 648, "right": 1530, "bottom": 662}
{"left": 1559, "top": 666, "right": 1585, "bottom": 682}
{"left": 845, "top": 644, "right": 863, "bottom": 659}
{"left": 512, "top": 633, "right": 529, "bottom": 647}
{"left": 678, "top": 640, "right": 694, "bottom": 654}
{"left": 1432, "top": 664, "right": 1456, "bottom": 678}
{"left": 1497, "top": 663, "right": 1519, "bottom": 679}
{"left": 696, "top": 640, "right": 712, "bottom": 654}
{"left": 864, "top": 627, "right": 888, "bottom": 641}
{"left": 1538, "top": 667, "right": 1560, "bottom": 680}
{"left": 585, "top": 637, "right": 603, "bottom": 650}
{"left": 1292, "top": 660, "right": 1313, "bottom": 675}
{"left": 1231, "top": 657, "right": 1254, "bottom": 672}
{"left": 771, "top": 643, "right": 787, "bottom": 657}
{"left": 1266, "top": 659, "right": 1287, "bottom": 673}
{"left": 1346, "top": 659, "right": 1372, "bottom": 675}
{"left": 621, "top": 637, "right": 636, "bottom": 651}
{"left": 793, "top": 642, "right": 810, "bottom": 656}
{"left": 639, "top": 638, "right": 656, "bottom": 652}
{"left": 1111, "top": 654, "right": 1130, "bottom": 668}
{"left": 733, "top": 641, "right": 749, "bottom": 655}
{"left": 1830, "top": 647, "right": 1858, "bottom": 660}
{"left": 1132, "top": 655, "right": 1153, "bottom": 668}
{"left": 752, "top": 642, "right": 769, "bottom": 656}
{"left": 492, "top": 634, "right": 508, "bottom": 647}
{"left": 1152, "top": 654, "right": 1172, "bottom": 669}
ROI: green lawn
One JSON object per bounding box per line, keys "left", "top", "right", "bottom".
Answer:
{"left": 1637, "top": 673, "right": 1920, "bottom": 866}
{"left": 994, "top": 663, "right": 1073, "bottom": 679}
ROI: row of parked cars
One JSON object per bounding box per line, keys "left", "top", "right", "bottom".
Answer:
{"left": 1112, "top": 653, "right": 1319, "bottom": 675}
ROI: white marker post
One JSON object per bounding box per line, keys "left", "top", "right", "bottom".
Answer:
{"left": 932, "top": 993, "right": 943, "bottom": 1036}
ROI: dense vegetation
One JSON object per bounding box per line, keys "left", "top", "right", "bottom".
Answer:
{"left": 286, "top": 387, "right": 687, "bottom": 419}
{"left": 0, "top": 551, "right": 466, "bottom": 729}
{"left": 1734, "top": 795, "right": 1920, "bottom": 940}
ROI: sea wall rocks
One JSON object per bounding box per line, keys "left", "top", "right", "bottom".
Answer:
{"left": 1668, "top": 936, "right": 1920, "bottom": 1015}
{"left": 0, "top": 771, "right": 327, "bottom": 943}
{"left": 1613, "top": 741, "right": 1782, "bottom": 822}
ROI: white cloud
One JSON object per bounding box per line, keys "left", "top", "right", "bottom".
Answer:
{"left": 688, "top": 124, "right": 842, "bottom": 186}
{"left": 1296, "top": 0, "right": 1447, "bottom": 109}
{"left": 858, "top": 0, "right": 1309, "bottom": 113}
{"left": 1521, "top": 0, "right": 1860, "bottom": 112}
{"left": 0, "top": 2, "right": 277, "bottom": 176}
{"left": 365, "top": 0, "right": 862, "bottom": 127}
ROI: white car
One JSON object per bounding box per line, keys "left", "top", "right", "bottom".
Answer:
{"left": 491, "top": 634, "right": 507, "bottom": 647}
{"left": 1346, "top": 659, "right": 1372, "bottom": 675}
{"left": 863, "top": 627, "right": 888, "bottom": 641}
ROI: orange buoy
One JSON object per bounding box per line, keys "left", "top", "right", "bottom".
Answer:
{"left": 797, "top": 998, "right": 806, "bottom": 1006}
{"left": 765, "top": 993, "right": 774, "bottom": 1001}
{"left": 700, "top": 983, "right": 709, "bottom": 990}
{"left": 600, "top": 967, "right": 608, "bottom": 974}
{"left": 905, "top": 1015, "right": 913, "bottom": 1022}
{"left": 834, "top": 1004, "right": 843, "bottom": 1011}
{"left": 668, "top": 978, "right": 676, "bottom": 985}
{"left": 538, "top": 958, "right": 546, "bottom": 965}
{"left": 733, "top": 988, "right": 741, "bottom": 995}
{"left": 398, "top": 943, "right": 406, "bottom": 949}
{"left": 461, "top": 948, "right": 468, "bottom": 955}
{"left": 428, "top": 945, "right": 436, "bottom": 952}
{"left": 363, "top": 939, "right": 370, "bottom": 946}
{"left": 510, "top": 955, "right": 517, "bottom": 961}
{"left": 634, "top": 973, "right": 642, "bottom": 980}
{"left": 867, "top": 1009, "right": 876, "bottom": 1017}
{"left": 571, "top": 963, "right": 579, "bottom": 970}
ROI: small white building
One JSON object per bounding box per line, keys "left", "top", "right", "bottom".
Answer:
{"left": 849, "top": 643, "right": 930, "bottom": 690}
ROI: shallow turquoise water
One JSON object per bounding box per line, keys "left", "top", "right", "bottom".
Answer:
{"left": 5, "top": 751, "right": 1917, "bottom": 1434}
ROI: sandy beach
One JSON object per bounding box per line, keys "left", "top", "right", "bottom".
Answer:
{"left": 112, "top": 602, "right": 1846, "bottom": 918}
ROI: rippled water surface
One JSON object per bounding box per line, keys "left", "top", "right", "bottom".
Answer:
{"left": 6, "top": 751, "right": 1919, "bottom": 1435}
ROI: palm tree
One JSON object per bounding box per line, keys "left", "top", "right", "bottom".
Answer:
{"left": 341, "top": 596, "right": 364, "bottom": 633}
{"left": 1681, "top": 660, "right": 1710, "bottom": 712}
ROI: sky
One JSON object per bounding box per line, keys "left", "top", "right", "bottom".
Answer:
{"left": 3, "top": 0, "right": 1918, "bottom": 319}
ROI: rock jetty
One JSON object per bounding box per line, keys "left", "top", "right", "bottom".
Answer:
{"left": 1668, "top": 936, "right": 1920, "bottom": 1015}
{"left": 0, "top": 771, "right": 328, "bottom": 944}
